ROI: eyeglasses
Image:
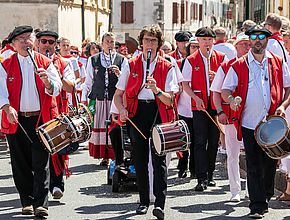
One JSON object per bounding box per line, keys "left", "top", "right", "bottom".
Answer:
{"left": 143, "top": 37, "right": 158, "bottom": 44}
{"left": 250, "top": 34, "right": 266, "bottom": 40}
{"left": 236, "top": 42, "right": 250, "bottom": 47}
{"left": 15, "top": 36, "right": 33, "bottom": 43}
{"left": 40, "top": 39, "right": 56, "bottom": 45}
{"left": 190, "top": 45, "right": 199, "bottom": 49}
{"left": 70, "top": 51, "right": 79, "bottom": 55}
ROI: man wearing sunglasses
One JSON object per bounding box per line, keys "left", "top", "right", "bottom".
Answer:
{"left": 36, "top": 30, "right": 75, "bottom": 202}
{"left": 221, "top": 25, "right": 290, "bottom": 218}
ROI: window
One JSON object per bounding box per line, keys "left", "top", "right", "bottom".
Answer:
{"left": 173, "top": 2, "right": 178, "bottom": 24}
{"left": 199, "top": 4, "right": 203, "bottom": 21}
{"left": 181, "top": 1, "right": 185, "bottom": 24}
{"left": 121, "top": 1, "right": 134, "bottom": 23}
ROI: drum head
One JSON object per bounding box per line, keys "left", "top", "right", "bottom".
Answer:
{"left": 152, "top": 126, "right": 162, "bottom": 155}
{"left": 256, "top": 116, "right": 288, "bottom": 146}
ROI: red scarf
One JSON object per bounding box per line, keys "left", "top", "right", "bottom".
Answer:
{"left": 214, "top": 40, "right": 226, "bottom": 45}
{"left": 269, "top": 32, "right": 283, "bottom": 42}
{"left": 1, "top": 44, "right": 15, "bottom": 53}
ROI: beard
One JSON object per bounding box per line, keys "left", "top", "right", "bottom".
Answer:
{"left": 250, "top": 40, "right": 267, "bottom": 54}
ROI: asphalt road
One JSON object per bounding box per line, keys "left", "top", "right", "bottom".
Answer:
{"left": 0, "top": 140, "right": 289, "bottom": 220}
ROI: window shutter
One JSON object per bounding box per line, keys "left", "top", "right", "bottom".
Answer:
{"left": 199, "top": 4, "right": 203, "bottom": 21}
{"left": 181, "top": 1, "right": 184, "bottom": 24}
{"left": 126, "top": 2, "right": 134, "bottom": 23}
{"left": 121, "top": 2, "right": 126, "bottom": 23}
{"left": 172, "top": 2, "right": 178, "bottom": 24}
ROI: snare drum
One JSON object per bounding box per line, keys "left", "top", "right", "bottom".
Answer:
{"left": 37, "top": 114, "right": 79, "bottom": 154}
{"left": 254, "top": 115, "right": 290, "bottom": 159}
{"left": 68, "top": 103, "right": 93, "bottom": 124}
{"left": 70, "top": 115, "right": 91, "bottom": 143}
{"left": 152, "top": 120, "right": 190, "bottom": 156}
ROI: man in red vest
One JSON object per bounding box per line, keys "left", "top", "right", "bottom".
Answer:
{"left": 168, "top": 30, "right": 192, "bottom": 60}
{"left": 211, "top": 32, "right": 250, "bottom": 202}
{"left": 0, "top": 26, "right": 62, "bottom": 217}
{"left": 221, "top": 25, "right": 290, "bottom": 218}
{"left": 36, "top": 30, "right": 75, "bottom": 201}
{"left": 182, "top": 26, "right": 227, "bottom": 191}
{"left": 114, "top": 24, "right": 178, "bottom": 220}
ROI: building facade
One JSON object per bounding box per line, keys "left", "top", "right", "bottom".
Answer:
{"left": 112, "top": 0, "right": 232, "bottom": 53}
{"left": 0, "top": 0, "right": 110, "bottom": 47}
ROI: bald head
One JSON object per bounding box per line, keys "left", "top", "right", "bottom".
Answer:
{"left": 214, "top": 27, "right": 227, "bottom": 41}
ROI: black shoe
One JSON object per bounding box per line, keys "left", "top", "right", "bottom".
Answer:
{"left": 136, "top": 204, "right": 148, "bottom": 215}
{"left": 194, "top": 181, "right": 207, "bottom": 191}
{"left": 178, "top": 170, "right": 187, "bottom": 178}
{"left": 190, "top": 173, "right": 196, "bottom": 179}
{"left": 153, "top": 207, "right": 164, "bottom": 219}
{"left": 207, "top": 179, "right": 216, "bottom": 187}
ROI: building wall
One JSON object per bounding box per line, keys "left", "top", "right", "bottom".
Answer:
{"left": 0, "top": 2, "right": 58, "bottom": 40}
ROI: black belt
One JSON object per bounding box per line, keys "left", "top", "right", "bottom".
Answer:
{"left": 138, "top": 100, "right": 155, "bottom": 104}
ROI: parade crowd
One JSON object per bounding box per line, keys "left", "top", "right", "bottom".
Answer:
{"left": 1, "top": 12, "right": 290, "bottom": 219}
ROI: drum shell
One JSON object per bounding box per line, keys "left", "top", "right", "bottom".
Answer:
{"left": 152, "top": 120, "right": 190, "bottom": 156}
{"left": 254, "top": 115, "right": 290, "bottom": 159}
{"left": 37, "top": 115, "right": 76, "bottom": 154}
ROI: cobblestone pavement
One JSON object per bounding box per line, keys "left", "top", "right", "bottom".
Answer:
{"left": 0, "top": 140, "right": 289, "bottom": 220}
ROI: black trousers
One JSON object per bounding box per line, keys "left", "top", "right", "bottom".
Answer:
{"left": 129, "top": 101, "right": 167, "bottom": 209}
{"left": 49, "top": 154, "right": 64, "bottom": 193}
{"left": 6, "top": 116, "right": 49, "bottom": 209}
{"left": 241, "top": 127, "right": 277, "bottom": 213}
{"left": 109, "top": 125, "right": 124, "bottom": 165}
{"left": 192, "top": 102, "right": 220, "bottom": 183}
{"left": 177, "top": 115, "right": 195, "bottom": 174}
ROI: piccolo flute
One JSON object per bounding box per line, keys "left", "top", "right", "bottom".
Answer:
{"left": 46, "top": 49, "right": 50, "bottom": 58}
{"left": 206, "top": 46, "right": 210, "bottom": 72}
{"left": 145, "top": 49, "right": 151, "bottom": 87}
{"left": 26, "top": 47, "right": 38, "bottom": 69}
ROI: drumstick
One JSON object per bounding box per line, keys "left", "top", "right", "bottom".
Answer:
{"left": 18, "top": 121, "right": 33, "bottom": 143}
{"left": 204, "top": 110, "right": 225, "bottom": 135}
{"left": 127, "top": 118, "right": 147, "bottom": 140}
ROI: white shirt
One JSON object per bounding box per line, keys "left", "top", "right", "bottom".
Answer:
{"left": 267, "top": 38, "right": 287, "bottom": 62}
{"left": 210, "top": 57, "right": 238, "bottom": 93}
{"left": 52, "top": 54, "right": 75, "bottom": 83}
{"left": 222, "top": 50, "right": 290, "bottom": 129}
{"left": 78, "top": 56, "right": 88, "bottom": 68}
{"left": 213, "top": 42, "right": 237, "bottom": 60}
{"left": 116, "top": 53, "right": 179, "bottom": 100}
{"left": 183, "top": 49, "right": 228, "bottom": 95}
{"left": 81, "top": 52, "right": 129, "bottom": 101}
{"left": 165, "top": 55, "right": 184, "bottom": 83}
{"left": 62, "top": 56, "right": 80, "bottom": 72}
{"left": 0, "top": 52, "right": 62, "bottom": 111}
{"left": 0, "top": 49, "right": 15, "bottom": 61}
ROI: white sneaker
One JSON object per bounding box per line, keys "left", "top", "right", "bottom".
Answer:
{"left": 52, "top": 187, "right": 63, "bottom": 199}
{"left": 249, "top": 212, "right": 263, "bottom": 219}
{"left": 230, "top": 194, "right": 240, "bottom": 202}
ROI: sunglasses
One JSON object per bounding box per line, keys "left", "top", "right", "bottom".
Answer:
{"left": 70, "top": 51, "right": 79, "bottom": 55}
{"left": 40, "top": 39, "right": 56, "bottom": 45}
{"left": 250, "top": 34, "right": 266, "bottom": 40}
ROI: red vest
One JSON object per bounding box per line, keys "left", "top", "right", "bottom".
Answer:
{"left": 231, "top": 52, "right": 283, "bottom": 140}
{"left": 168, "top": 50, "right": 181, "bottom": 60}
{"left": 126, "top": 54, "right": 175, "bottom": 123}
{"left": 53, "top": 54, "right": 69, "bottom": 114}
{"left": 188, "top": 49, "right": 225, "bottom": 110}
{"left": 220, "top": 58, "right": 237, "bottom": 123}
{"left": 1, "top": 52, "right": 59, "bottom": 134}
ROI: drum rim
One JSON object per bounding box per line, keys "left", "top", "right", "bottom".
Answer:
{"left": 254, "top": 115, "right": 289, "bottom": 148}
{"left": 152, "top": 125, "right": 164, "bottom": 155}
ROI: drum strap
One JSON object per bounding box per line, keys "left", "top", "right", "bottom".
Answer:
{"left": 151, "top": 101, "right": 161, "bottom": 132}
{"left": 171, "top": 95, "right": 179, "bottom": 121}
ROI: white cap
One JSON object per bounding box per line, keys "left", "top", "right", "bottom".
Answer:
{"left": 189, "top": 36, "right": 198, "bottom": 44}
{"left": 234, "top": 32, "right": 249, "bottom": 45}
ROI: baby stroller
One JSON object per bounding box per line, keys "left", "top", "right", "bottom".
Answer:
{"left": 107, "top": 125, "right": 137, "bottom": 192}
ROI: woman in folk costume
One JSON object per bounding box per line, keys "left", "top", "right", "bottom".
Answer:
{"left": 81, "top": 32, "right": 129, "bottom": 166}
